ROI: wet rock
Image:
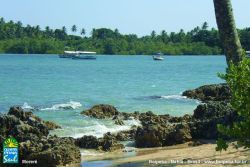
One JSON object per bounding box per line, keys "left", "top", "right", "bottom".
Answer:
{"left": 98, "top": 132, "right": 124, "bottom": 151}
{"left": 135, "top": 124, "right": 169, "bottom": 148}
{"left": 0, "top": 107, "right": 81, "bottom": 167}
{"left": 75, "top": 135, "right": 99, "bottom": 149}
{"left": 22, "top": 136, "right": 81, "bottom": 167}
{"left": 182, "top": 83, "right": 231, "bottom": 102}
{"left": 75, "top": 133, "right": 124, "bottom": 151}
{"left": 188, "top": 140, "right": 203, "bottom": 147}
{"left": 189, "top": 102, "right": 238, "bottom": 139}
{"left": 8, "top": 106, "right": 61, "bottom": 130}
{"left": 193, "top": 101, "right": 235, "bottom": 120}
{"left": 81, "top": 104, "right": 119, "bottom": 119}
{"left": 135, "top": 122, "right": 192, "bottom": 148}
{"left": 115, "top": 127, "right": 137, "bottom": 141}
{"left": 165, "top": 123, "right": 192, "bottom": 146}
{"left": 114, "top": 118, "right": 125, "bottom": 125}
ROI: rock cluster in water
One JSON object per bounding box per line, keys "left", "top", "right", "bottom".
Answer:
{"left": 81, "top": 83, "right": 237, "bottom": 148}
{"left": 182, "top": 83, "right": 231, "bottom": 102}
{"left": 0, "top": 83, "right": 238, "bottom": 166}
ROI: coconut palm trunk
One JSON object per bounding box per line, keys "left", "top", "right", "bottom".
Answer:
{"left": 213, "top": 0, "right": 243, "bottom": 65}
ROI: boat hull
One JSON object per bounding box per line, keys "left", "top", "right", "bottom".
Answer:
{"left": 153, "top": 56, "right": 164, "bottom": 61}
{"left": 59, "top": 54, "right": 73, "bottom": 58}
{"left": 72, "top": 56, "right": 97, "bottom": 60}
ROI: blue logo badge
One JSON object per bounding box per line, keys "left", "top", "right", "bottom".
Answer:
{"left": 3, "top": 137, "right": 19, "bottom": 164}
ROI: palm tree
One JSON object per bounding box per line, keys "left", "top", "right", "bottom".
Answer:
{"left": 213, "top": 0, "right": 243, "bottom": 65}
{"left": 151, "top": 30, "right": 156, "bottom": 39}
{"left": 80, "top": 28, "right": 86, "bottom": 37}
{"left": 202, "top": 22, "right": 208, "bottom": 30}
{"left": 62, "top": 26, "right": 67, "bottom": 34}
{"left": 71, "top": 25, "right": 77, "bottom": 33}
{"left": 0, "top": 17, "right": 5, "bottom": 24}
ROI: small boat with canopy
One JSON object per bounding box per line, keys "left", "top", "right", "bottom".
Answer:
{"left": 153, "top": 52, "right": 164, "bottom": 61}
{"left": 59, "top": 51, "right": 97, "bottom": 60}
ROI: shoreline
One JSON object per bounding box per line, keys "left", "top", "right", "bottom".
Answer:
{"left": 82, "top": 142, "right": 249, "bottom": 167}
{"left": 1, "top": 83, "right": 248, "bottom": 166}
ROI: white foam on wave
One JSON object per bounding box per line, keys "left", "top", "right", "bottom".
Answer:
{"left": 70, "top": 118, "right": 141, "bottom": 139}
{"left": 40, "top": 101, "right": 82, "bottom": 111}
{"left": 21, "top": 102, "right": 34, "bottom": 110}
{"left": 160, "top": 95, "right": 187, "bottom": 100}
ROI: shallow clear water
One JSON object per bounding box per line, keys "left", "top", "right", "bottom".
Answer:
{"left": 0, "top": 54, "right": 227, "bottom": 137}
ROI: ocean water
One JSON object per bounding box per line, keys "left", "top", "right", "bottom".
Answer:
{"left": 0, "top": 54, "right": 227, "bottom": 138}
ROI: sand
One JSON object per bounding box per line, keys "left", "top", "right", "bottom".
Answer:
{"left": 82, "top": 141, "right": 249, "bottom": 167}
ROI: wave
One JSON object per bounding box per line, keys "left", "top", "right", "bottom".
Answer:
{"left": 21, "top": 101, "right": 82, "bottom": 111}
{"left": 134, "top": 94, "right": 187, "bottom": 101}
{"left": 67, "top": 118, "right": 141, "bottom": 139}
{"left": 40, "top": 101, "right": 82, "bottom": 111}
{"left": 160, "top": 95, "right": 187, "bottom": 100}
{"left": 21, "top": 102, "right": 35, "bottom": 110}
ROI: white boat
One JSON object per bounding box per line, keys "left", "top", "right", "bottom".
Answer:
{"left": 59, "top": 51, "right": 97, "bottom": 60}
{"left": 246, "top": 51, "right": 250, "bottom": 58}
{"left": 72, "top": 51, "right": 97, "bottom": 60}
{"left": 59, "top": 51, "right": 76, "bottom": 58}
{"left": 153, "top": 53, "right": 164, "bottom": 61}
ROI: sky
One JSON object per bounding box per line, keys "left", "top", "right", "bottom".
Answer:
{"left": 0, "top": 0, "right": 250, "bottom": 36}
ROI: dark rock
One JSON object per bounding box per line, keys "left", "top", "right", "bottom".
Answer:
{"left": 115, "top": 127, "right": 137, "bottom": 141}
{"left": 8, "top": 106, "right": 61, "bottom": 130}
{"left": 75, "top": 135, "right": 99, "bottom": 149}
{"left": 21, "top": 136, "right": 81, "bottom": 167}
{"left": 190, "top": 102, "right": 238, "bottom": 139}
{"left": 165, "top": 123, "right": 192, "bottom": 146}
{"left": 98, "top": 132, "right": 124, "bottom": 151}
{"left": 182, "top": 83, "right": 231, "bottom": 102}
{"left": 135, "top": 122, "right": 192, "bottom": 148}
{"left": 114, "top": 118, "right": 124, "bottom": 125}
{"left": 0, "top": 107, "right": 81, "bottom": 167}
{"left": 188, "top": 140, "right": 203, "bottom": 147}
{"left": 193, "top": 101, "right": 235, "bottom": 120}
{"left": 75, "top": 133, "right": 124, "bottom": 151}
{"left": 81, "top": 104, "right": 119, "bottom": 119}
{"left": 135, "top": 124, "right": 168, "bottom": 147}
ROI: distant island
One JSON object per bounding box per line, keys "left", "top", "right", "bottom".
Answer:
{"left": 0, "top": 17, "right": 249, "bottom": 55}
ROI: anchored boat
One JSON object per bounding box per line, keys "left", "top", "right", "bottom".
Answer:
{"left": 153, "top": 52, "right": 164, "bottom": 61}
{"left": 59, "top": 51, "right": 97, "bottom": 60}
{"left": 59, "top": 51, "right": 76, "bottom": 58}
{"left": 72, "top": 51, "right": 97, "bottom": 60}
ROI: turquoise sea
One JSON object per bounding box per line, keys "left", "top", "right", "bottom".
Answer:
{"left": 0, "top": 54, "right": 226, "bottom": 138}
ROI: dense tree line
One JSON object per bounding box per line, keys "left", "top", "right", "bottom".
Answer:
{"left": 0, "top": 17, "right": 250, "bottom": 55}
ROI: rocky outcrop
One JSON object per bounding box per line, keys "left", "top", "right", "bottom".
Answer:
{"left": 75, "top": 135, "right": 99, "bottom": 149}
{"left": 75, "top": 133, "right": 124, "bottom": 151}
{"left": 0, "top": 107, "right": 80, "bottom": 167}
{"left": 98, "top": 132, "right": 124, "bottom": 151}
{"left": 135, "top": 123, "right": 192, "bottom": 148}
{"left": 20, "top": 136, "right": 80, "bottom": 167}
{"left": 193, "top": 101, "right": 235, "bottom": 120}
{"left": 79, "top": 91, "right": 236, "bottom": 149}
{"left": 182, "top": 83, "right": 231, "bottom": 102}
{"left": 81, "top": 104, "right": 119, "bottom": 119}
{"left": 8, "top": 106, "right": 61, "bottom": 130}
{"left": 189, "top": 101, "right": 238, "bottom": 139}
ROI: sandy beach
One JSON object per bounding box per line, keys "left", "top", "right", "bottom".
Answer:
{"left": 82, "top": 142, "right": 249, "bottom": 167}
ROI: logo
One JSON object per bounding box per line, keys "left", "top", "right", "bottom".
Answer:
{"left": 3, "top": 137, "right": 19, "bottom": 164}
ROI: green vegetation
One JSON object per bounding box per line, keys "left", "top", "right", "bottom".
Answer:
{"left": 214, "top": 0, "right": 249, "bottom": 151}
{"left": 1, "top": 17, "right": 250, "bottom": 55}
{"left": 216, "top": 56, "right": 250, "bottom": 151}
